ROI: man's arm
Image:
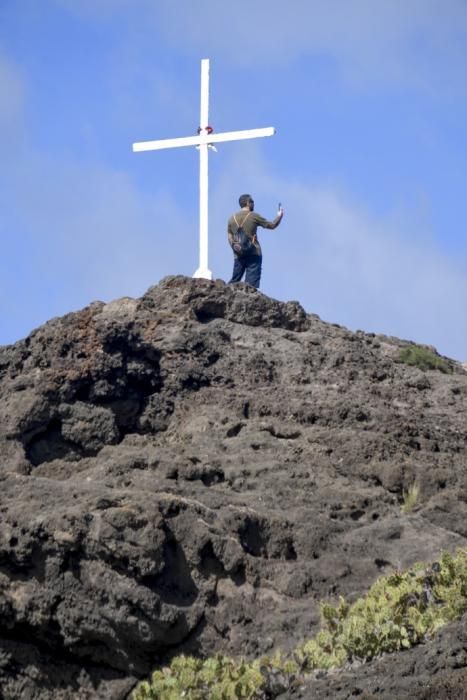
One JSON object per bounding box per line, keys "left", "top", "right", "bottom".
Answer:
{"left": 227, "top": 217, "right": 235, "bottom": 246}
{"left": 255, "top": 208, "right": 284, "bottom": 230}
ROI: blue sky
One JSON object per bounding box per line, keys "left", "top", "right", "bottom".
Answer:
{"left": 1, "top": 0, "right": 467, "bottom": 360}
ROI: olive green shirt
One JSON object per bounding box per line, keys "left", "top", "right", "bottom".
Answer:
{"left": 227, "top": 209, "right": 281, "bottom": 257}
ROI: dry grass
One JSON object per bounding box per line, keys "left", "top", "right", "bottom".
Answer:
{"left": 401, "top": 483, "right": 420, "bottom": 513}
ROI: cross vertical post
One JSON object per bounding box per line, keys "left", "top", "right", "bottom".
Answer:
{"left": 194, "top": 58, "right": 211, "bottom": 279}
{"left": 132, "top": 59, "right": 276, "bottom": 280}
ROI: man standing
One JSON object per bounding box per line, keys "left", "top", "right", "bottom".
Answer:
{"left": 227, "top": 194, "right": 284, "bottom": 289}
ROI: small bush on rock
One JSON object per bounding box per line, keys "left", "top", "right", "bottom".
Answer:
{"left": 401, "top": 483, "right": 420, "bottom": 513}
{"left": 297, "top": 549, "right": 466, "bottom": 668}
{"left": 132, "top": 549, "right": 466, "bottom": 699}
{"left": 131, "top": 654, "right": 267, "bottom": 700}
{"left": 398, "top": 345, "right": 452, "bottom": 373}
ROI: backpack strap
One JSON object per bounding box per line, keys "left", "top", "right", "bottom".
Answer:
{"left": 233, "top": 212, "right": 251, "bottom": 230}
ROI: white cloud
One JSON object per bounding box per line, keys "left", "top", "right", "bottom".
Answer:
{"left": 48, "top": 0, "right": 467, "bottom": 93}
{"left": 0, "top": 52, "right": 26, "bottom": 130}
{"left": 150, "top": 0, "right": 467, "bottom": 93}
{"left": 11, "top": 155, "right": 195, "bottom": 294}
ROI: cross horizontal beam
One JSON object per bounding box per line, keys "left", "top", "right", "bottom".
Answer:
{"left": 133, "top": 126, "right": 275, "bottom": 153}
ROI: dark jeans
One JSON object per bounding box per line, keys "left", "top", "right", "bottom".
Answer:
{"left": 229, "top": 254, "right": 262, "bottom": 288}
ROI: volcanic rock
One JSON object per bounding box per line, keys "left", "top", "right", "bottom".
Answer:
{"left": 0, "top": 276, "right": 465, "bottom": 699}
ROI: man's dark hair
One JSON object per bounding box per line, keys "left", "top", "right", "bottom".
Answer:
{"left": 239, "top": 194, "right": 252, "bottom": 208}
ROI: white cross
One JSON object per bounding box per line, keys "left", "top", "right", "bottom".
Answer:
{"left": 132, "top": 58, "right": 275, "bottom": 280}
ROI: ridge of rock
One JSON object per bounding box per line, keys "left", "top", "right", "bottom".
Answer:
{"left": 0, "top": 276, "right": 465, "bottom": 699}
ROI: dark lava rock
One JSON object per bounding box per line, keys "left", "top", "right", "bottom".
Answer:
{"left": 0, "top": 275, "right": 465, "bottom": 699}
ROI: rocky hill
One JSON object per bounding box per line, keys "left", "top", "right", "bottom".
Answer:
{"left": 0, "top": 276, "right": 465, "bottom": 699}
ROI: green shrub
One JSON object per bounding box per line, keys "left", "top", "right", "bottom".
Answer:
{"left": 297, "top": 549, "right": 467, "bottom": 669}
{"left": 398, "top": 345, "right": 452, "bottom": 373}
{"left": 131, "top": 653, "right": 266, "bottom": 700}
{"left": 132, "top": 549, "right": 467, "bottom": 699}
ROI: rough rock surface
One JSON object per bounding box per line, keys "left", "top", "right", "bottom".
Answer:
{"left": 0, "top": 275, "right": 465, "bottom": 699}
